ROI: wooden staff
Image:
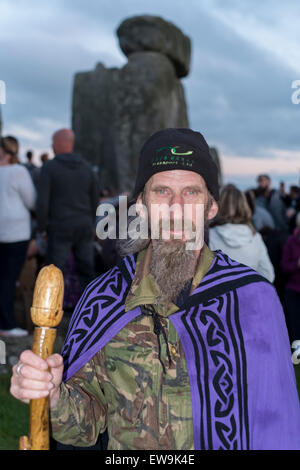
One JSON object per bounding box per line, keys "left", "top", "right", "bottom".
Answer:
{"left": 19, "top": 264, "right": 64, "bottom": 450}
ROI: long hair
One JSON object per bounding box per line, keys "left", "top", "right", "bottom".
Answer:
{"left": 210, "top": 184, "right": 256, "bottom": 234}
{"left": 0, "top": 135, "right": 19, "bottom": 163}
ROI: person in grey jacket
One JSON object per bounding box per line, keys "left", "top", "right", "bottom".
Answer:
{"left": 245, "top": 189, "right": 275, "bottom": 232}
{"left": 255, "top": 175, "right": 288, "bottom": 232}
{"left": 36, "top": 129, "right": 100, "bottom": 292}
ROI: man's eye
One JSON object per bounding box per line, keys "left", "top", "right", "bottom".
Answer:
{"left": 155, "top": 188, "right": 167, "bottom": 194}
{"left": 186, "top": 190, "right": 198, "bottom": 195}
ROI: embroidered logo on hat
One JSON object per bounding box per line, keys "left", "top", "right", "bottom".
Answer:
{"left": 152, "top": 145, "right": 195, "bottom": 167}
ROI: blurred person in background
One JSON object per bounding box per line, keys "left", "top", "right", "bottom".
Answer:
{"left": 281, "top": 185, "right": 300, "bottom": 234}
{"left": 254, "top": 174, "right": 288, "bottom": 232}
{"left": 24, "top": 149, "right": 40, "bottom": 187}
{"left": 245, "top": 189, "right": 288, "bottom": 301}
{"left": 0, "top": 136, "right": 36, "bottom": 337}
{"left": 281, "top": 211, "right": 300, "bottom": 344}
{"left": 245, "top": 189, "right": 275, "bottom": 232}
{"left": 24, "top": 150, "right": 35, "bottom": 170}
{"left": 36, "top": 128, "right": 100, "bottom": 293}
{"left": 209, "top": 184, "right": 274, "bottom": 282}
{"left": 40, "top": 152, "right": 49, "bottom": 165}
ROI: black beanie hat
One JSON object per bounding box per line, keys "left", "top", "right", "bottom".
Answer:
{"left": 133, "top": 128, "right": 219, "bottom": 201}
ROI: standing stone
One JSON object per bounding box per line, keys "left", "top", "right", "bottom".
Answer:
{"left": 72, "top": 15, "right": 191, "bottom": 194}
{"left": 209, "top": 147, "right": 223, "bottom": 189}
{"left": 117, "top": 15, "right": 191, "bottom": 78}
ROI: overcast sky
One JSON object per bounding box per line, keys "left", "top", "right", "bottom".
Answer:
{"left": 1, "top": 0, "right": 300, "bottom": 189}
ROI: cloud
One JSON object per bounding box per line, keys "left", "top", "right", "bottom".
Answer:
{"left": 4, "top": 117, "right": 66, "bottom": 164}
{"left": 205, "top": 0, "right": 300, "bottom": 74}
{"left": 222, "top": 148, "right": 300, "bottom": 175}
{"left": 0, "top": 0, "right": 299, "bottom": 184}
{"left": 178, "top": 4, "right": 300, "bottom": 157}
{"left": 4, "top": 124, "right": 43, "bottom": 143}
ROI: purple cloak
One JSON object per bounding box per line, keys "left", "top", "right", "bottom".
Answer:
{"left": 61, "top": 250, "right": 300, "bottom": 450}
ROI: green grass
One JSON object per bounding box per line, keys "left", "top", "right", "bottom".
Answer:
{"left": 0, "top": 373, "right": 29, "bottom": 450}
{"left": 0, "top": 368, "right": 300, "bottom": 450}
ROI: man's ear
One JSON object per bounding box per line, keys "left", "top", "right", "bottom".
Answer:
{"left": 207, "top": 198, "right": 219, "bottom": 221}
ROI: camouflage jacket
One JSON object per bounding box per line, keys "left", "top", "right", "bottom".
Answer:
{"left": 51, "top": 244, "right": 215, "bottom": 450}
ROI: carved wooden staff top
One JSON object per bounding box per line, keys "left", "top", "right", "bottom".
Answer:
{"left": 19, "top": 264, "right": 64, "bottom": 450}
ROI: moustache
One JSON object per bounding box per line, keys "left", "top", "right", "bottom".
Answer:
{"left": 150, "top": 218, "right": 199, "bottom": 240}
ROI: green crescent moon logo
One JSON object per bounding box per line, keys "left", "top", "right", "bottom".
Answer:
{"left": 170, "top": 147, "right": 193, "bottom": 156}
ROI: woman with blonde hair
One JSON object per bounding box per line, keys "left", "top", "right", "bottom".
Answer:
{"left": 0, "top": 136, "right": 36, "bottom": 336}
{"left": 209, "top": 184, "right": 275, "bottom": 282}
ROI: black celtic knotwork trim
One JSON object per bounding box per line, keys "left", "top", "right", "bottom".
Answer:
{"left": 176, "top": 288, "right": 250, "bottom": 450}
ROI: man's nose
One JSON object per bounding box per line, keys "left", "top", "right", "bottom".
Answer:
{"left": 170, "top": 192, "right": 184, "bottom": 207}
{"left": 168, "top": 194, "right": 185, "bottom": 222}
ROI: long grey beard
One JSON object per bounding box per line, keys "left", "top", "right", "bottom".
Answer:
{"left": 150, "top": 240, "right": 197, "bottom": 307}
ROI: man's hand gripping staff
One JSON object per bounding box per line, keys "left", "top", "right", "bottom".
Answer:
{"left": 10, "top": 265, "right": 64, "bottom": 450}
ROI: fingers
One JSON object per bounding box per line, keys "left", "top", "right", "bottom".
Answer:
{"left": 10, "top": 369, "right": 51, "bottom": 403}
{"left": 20, "top": 350, "right": 48, "bottom": 371}
{"left": 12, "top": 362, "right": 52, "bottom": 382}
{"left": 19, "top": 376, "right": 54, "bottom": 391}
{"left": 46, "top": 353, "right": 64, "bottom": 369}
{"left": 10, "top": 381, "right": 50, "bottom": 403}
{"left": 10, "top": 350, "right": 64, "bottom": 405}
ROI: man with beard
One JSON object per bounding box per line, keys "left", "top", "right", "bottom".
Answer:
{"left": 10, "top": 129, "right": 300, "bottom": 450}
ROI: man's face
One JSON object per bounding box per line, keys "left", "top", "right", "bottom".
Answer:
{"left": 138, "top": 170, "right": 218, "bottom": 248}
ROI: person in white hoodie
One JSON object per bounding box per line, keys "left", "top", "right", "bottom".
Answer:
{"left": 209, "top": 184, "right": 275, "bottom": 283}
{"left": 0, "top": 136, "right": 36, "bottom": 337}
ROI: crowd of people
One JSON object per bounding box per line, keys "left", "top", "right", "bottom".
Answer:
{"left": 0, "top": 130, "right": 300, "bottom": 344}
{"left": 0, "top": 130, "right": 299, "bottom": 344}
{"left": 0, "top": 130, "right": 114, "bottom": 337}
{"left": 208, "top": 178, "right": 300, "bottom": 344}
